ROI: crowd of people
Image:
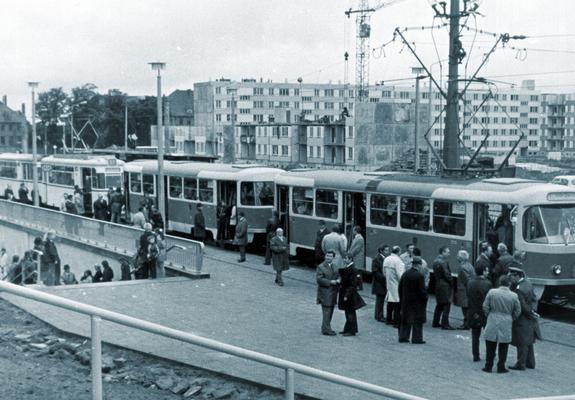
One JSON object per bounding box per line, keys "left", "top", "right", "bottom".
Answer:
{"left": 308, "top": 220, "right": 540, "bottom": 374}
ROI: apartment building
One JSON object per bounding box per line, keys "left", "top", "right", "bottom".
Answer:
{"left": 541, "top": 93, "right": 575, "bottom": 160}
{"left": 186, "top": 78, "right": 544, "bottom": 168}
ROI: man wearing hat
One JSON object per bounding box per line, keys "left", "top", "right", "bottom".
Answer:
{"left": 398, "top": 256, "right": 428, "bottom": 344}
{"left": 193, "top": 203, "right": 206, "bottom": 243}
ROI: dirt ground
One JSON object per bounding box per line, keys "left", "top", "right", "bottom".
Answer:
{"left": 0, "top": 298, "right": 309, "bottom": 400}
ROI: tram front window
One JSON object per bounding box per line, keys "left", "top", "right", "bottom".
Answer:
{"left": 105, "top": 174, "right": 122, "bottom": 190}
{"left": 523, "top": 204, "right": 575, "bottom": 244}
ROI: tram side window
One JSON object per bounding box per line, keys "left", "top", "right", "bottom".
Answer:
{"left": 400, "top": 197, "right": 430, "bottom": 231}
{"left": 258, "top": 182, "right": 274, "bottom": 206}
{"left": 169, "top": 176, "right": 183, "bottom": 199}
{"left": 23, "top": 163, "right": 42, "bottom": 182}
{"left": 183, "top": 178, "right": 197, "bottom": 200}
{"left": 91, "top": 169, "right": 106, "bottom": 189}
{"left": 199, "top": 179, "right": 214, "bottom": 203}
{"left": 292, "top": 187, "right": 313, "bottom": 216}
{"left": 143, "top": 174, "right": 155, "bottom": 195}
{"left": 240, "top": 182, "right": 256, "bottom": 205}
{"left": 523, "top": 205, "right": 575, "bottom": 244}
{"left": 0, "top": 161, "right": 17, "bottom": 179}
{"left": 316, "top": 189, "right": 338, "bottom": 219}
{"left": 370, "top": 194, "right": 397, "bottom": 227}
{"left": 433, "top": 200, "right": 466, "bottom": 236}
{"left": 48, "top": 166, "right": 74, "bottom": 187}
{"left": 130, "top": 173, "right": 142, "bottom": 193}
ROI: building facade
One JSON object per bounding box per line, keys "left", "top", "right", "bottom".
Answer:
{"left": 541, "top": 93, "right": 575, "bottom": 160}
{"left": 0, "top": 99, "right": 28, "bottom": 153}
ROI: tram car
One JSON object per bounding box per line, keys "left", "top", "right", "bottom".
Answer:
{"left": 276, "top": 169, "right": 575, "bottom": 297}
{"left": 40, "top": 154, "right": 124, "bottom": 213}
{"left": 0, "top": 153, "right": 124, "bottom": 214}
{"left": 124, "top": 160, "right": 283, "bottom": 244}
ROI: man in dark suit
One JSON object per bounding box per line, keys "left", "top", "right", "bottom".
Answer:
{"left": 193, "top": 203, "right": 206, "bottom": 243}
{"left": 314, "top": 220, "right": 329, "bottom": 266}
{"left": 371, "top": 245, "right": 389, "bottom": 322}
{"left": 475, "top": 241, "right": 493, "bottom": 283}
{"left": 492, "top": 243, "right": 513, "bottom": 287}
{"left": 432, "top": 246, "right": 454, "bottom": 329}
{"left": 235, "top": 212, "right": 248, "bottom": 262}
{"left": 41, "top": 231, "right": 60, "bottom": 286}
{"left": 93, "top": 194, "right": 109, "bottom": 221}
{"left": 264, "top": 211, "right": 279, "bottom": 265}
{"left": 316, "top": 251, "right": 340, "bottom": 336}
{"left": 398, "top": 256, "right": 428, "bottom": 344}
{"left": 467, "top": 264, "right": 492, "bottom": 362}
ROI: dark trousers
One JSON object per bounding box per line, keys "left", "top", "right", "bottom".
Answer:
{"left": 53, "top": 263, "right": 61, "bottom": 286}
{"left": 321, "top": 306, "right": 335, "bottom": 334}
{"left": 238, "top": 245, "right": 246, "bottom": 261}
{"left": 374, "top": 294, "right": 385, "bottom": 321}
{"left": 485, "top": 340, "right": 509, "bottom": 371}
{"left": 275, "top": 271, "right": 284, "bottom": 284}
{"left": 264, "top": 241, "right": 271, "bottom": 264}
{"left": 399, "top": 322, "right": 423, "bottom": 342}
{"left": 386, "top": 302, "right": 400, "bottom": 325}
{"left": 461, "top": 307, "right": 469, "bottom": 327}
{"left": 471, "top": 327, "right": 482, "bottom": 359}
{"left": 515, "top": 344, "right": 536, "bottom": 369}
{"left": 111, "top": 211, "right": 120, "bottom": 224}
{"left": 343, "top": 309, "right": 358, "bottom": 334}
{"left": 433, "top": 302, "right": 451, "bottom": 327}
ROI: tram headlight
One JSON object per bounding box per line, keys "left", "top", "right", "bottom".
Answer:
{"left": 551, "top": 264, "right": 562, "bottom": 276}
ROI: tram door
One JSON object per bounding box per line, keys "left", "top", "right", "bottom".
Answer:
{"left": 81, "top": 168, "right": 93, "bottom": 215}
{"left": 217, "top": 180, "right": 236, "bottom": 240}
{"left": 276, "top": 185, "right": 289, "bottom": 241}
{"left": 473, "top": 202, "right": 515, "bottom": 260}
{"left": 343, "top": 192, "right": 366, "bottom": 251}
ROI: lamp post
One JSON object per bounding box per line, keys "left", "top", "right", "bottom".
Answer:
{"left": 149, "top": 62, "right": 166, "bottom": 222}
{"left": 411, "top": 67, "right": 425, "bottom": 173}
{"left": 28, "top": 82, "right": 40, "bottom": 207}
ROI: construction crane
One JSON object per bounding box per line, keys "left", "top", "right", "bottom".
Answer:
{"left": 345, "top": 0, "right": 407, "bottom": 102}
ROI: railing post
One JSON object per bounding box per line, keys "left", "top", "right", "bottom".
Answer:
{"left": 285, "top": 368, "right": 294, "bottom": 400}
{"left": 91, "top": 316, "right": 103, "bottom": 400}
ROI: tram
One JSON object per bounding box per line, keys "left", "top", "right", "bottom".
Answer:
{"left": 276, "top": 169, "right": 575, "bottom": 296}
{"left": 0, "top": 153, "right": 124, "bottom": 214}
{"left": 124, "top": 160, "right": 283, "bottom": 244}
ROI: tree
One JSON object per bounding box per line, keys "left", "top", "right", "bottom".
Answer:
{"left": 36, "top": 88, "right": 68, "bottom": 152}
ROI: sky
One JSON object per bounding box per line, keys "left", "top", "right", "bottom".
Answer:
{"left": 2, "top": 0, "right": 575, "bottom": 116}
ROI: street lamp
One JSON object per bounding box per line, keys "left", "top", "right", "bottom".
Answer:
{"left": 28, "top": 82, "right": 40, "bottom": 207}
{"left": 411, "top": 67, "right": 426, "bottom": 173}
{"left": 149, "top": 62, "right": 166, "bottom": 222}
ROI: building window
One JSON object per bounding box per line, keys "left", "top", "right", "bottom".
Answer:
{"left": 347, "top": 147, "right": 353, "bottom": 160}
{"left": 308, "top": 146, "right": 313, "bottom": 157}
{"left": 302, "top": 96, "right": 312, "bottom": 102}
{"left": 324, "top": 89, "right": 334, "bottom": 97}
{"left": 269, "top": 88, "right": 274, "bottom": 95}
{"left": 314, "top": 89, "right": 320, "bottom": 97}
{"left": 215, "top": 87, "right": 221, "bottom": 94}
{"left": 215, "top": 114, "right": 222, "bottom": 122}
{"left": 281, "top": 145, "right": 289, "bottom": 156}
{"left": 254, "top": 88, "right": 264, "bottom": 95}
{"left": 316, "top": 146, "right": 322, "bottom": 158}
{"left": 325, "top": 102, "right": 334, "bottom": 109}
{"left": 281, "top": 126, "right": 289, "bottom": 137}
{"left": 314, "top": 102, "right": 320, "bottom": 110}
{"left": 272, "top": 145, "right": 278, "bottom": 155}
{"left": 347, "top": 126, "right": 354, "bottom": 138}
{"left": 279, "top": 88, "right": 289, "bottom": 96}
{"left": 239, "top": 95, "right": 251, "bottom": 101}
{"left": 215, "top": 100, "right": 222, "bottom": 108}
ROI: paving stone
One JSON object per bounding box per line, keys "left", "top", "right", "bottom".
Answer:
{"left": 29, "top": 343, "right": 48, "bottom": 350}
{"left": 212, "top": 387, "right": 235, "bottom": 399}
{"left": 155, "top": 376, "right": 175, "bottom": 391}
{"left": 170, "top": 381, "right": 189, "bottom": 394}
{"left": 183, "top": 385, "right": 202, "bottom": 398}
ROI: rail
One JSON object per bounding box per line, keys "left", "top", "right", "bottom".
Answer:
{"left": 0, "top": 200, "right": 203, "bottom": 274}
{"left": 0, "top": 281, "right": 428, "bottom": 400}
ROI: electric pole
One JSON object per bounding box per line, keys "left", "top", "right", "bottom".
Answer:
{"left": 443, "top": 0, "right": 461, "bottom": 169}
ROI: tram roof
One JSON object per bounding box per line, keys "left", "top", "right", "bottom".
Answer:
{"left": 41, "top": 154, "right": 124, "bottom": 167}
{"left": 276, "top": 170, "right": 575, "bottom": 204}
{"left": 0, "top": 153, "right": 35, "bottom": 161}
{"left": 125, "top": 160, "right": 283, "bottom": 181}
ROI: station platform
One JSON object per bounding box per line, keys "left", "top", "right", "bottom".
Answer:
{"left": 3, "top": 246, "right": 575, "bottom": 400}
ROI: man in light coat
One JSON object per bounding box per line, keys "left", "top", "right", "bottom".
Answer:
{"left": 482, "top": 275, "right": 521, "bottom": 373}
{"left": 400, "top": 243, "right": 415, "bottom": 270}
{"left": 383, "top": 245, "right": 405, "bottom": 327}
{"left": 316, "top": 251, "right": 340, "bottom": 336}
{"left": 321, "top": 225, "right": 346, "bottom": 268}
{"left": 348, "top": 226, "right": 365, "bottom": 290}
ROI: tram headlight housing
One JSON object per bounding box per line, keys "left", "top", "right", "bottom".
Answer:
{"left": 551, "top": 264, "right": 562, "bottom": 276}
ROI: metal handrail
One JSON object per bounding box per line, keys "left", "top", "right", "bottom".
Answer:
{"left": 0, "top": 281, "right": 428, "bottom": 400}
